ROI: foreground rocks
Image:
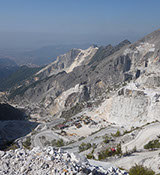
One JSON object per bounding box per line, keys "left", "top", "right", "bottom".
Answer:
{"left": 0, "top": 147, "right": 128, "bottom": 175}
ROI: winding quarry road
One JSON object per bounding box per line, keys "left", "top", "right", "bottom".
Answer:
{"left": 33, "top": 125, "right": 122, "bottom": 151}
{"left": 33, "top": 118, "right": 67, "bottom": 148}
{"left": 33, "top": 120, "right": 160, "bottom": 173}
{"left": 122, "top": 123, "right": 160, "bottom": 152}
{"left": 63, "top": 126, "right": 121, "bottom": 153}
{"left": 34, "top": 129, "right": 69, "bottom": 148}
{"left": 112, "top": 150, "right": 160, "bottom": 173}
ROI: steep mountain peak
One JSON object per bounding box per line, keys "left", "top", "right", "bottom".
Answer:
{"left": 104, "top": 44, "right": 113, "bottom": 49}
{"left": 116, "top": 39, "right": 131, "bottom": 48}
{"left": 89, "top": 44, "right": 98, "bottom": 48}
{"left": 66, "top": 45, "right": 98, "bottom": 73}
{"left": 67, "top": 48, "right": 81, "bottom": 54}
{"left": 139, "top": 28, "right": 160, "bottom": 45}
{"left": 35, "top": 46, "right": 98, "bottom": 79}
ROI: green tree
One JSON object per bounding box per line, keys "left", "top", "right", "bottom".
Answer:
{"left": 22, "top": 137, "right": 31, "bottom": 149}
{"left": 129, "top": 164, "right": 155, "bottom": 175}
{"left": 56, "top": 139, "right": 64, "bottom": 147}
{"left": 112, "top": 130, "right": 121, "bottom": 137}
{"left": 144, "top": 139, "right": 160, "bottom": 150}
{"left": 79, "top": 142, "right": 92, "bottom": 152}
{"left": 116, "top": 143, "right": 122, "bottom": 155}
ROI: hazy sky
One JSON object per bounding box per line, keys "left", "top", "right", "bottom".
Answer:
{"left": 0, "top": 0, "right": 160, "bottom": 49}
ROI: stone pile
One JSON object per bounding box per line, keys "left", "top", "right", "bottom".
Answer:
{"left": 0, "top": 147, "right": 128, "bottom": 175}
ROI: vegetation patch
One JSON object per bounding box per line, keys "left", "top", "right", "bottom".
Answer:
{"left": 129, "top": 164, "right": 155, "bottom": 175}
{"left": 86, "top": 148, "right": 96, "bottom": 159}
{"left": 90, "top": 127, "right": 105, "bottom": 136}
{"left": 102, "top": 134, "right": 112, "bottom": 144}
{"left": 111, "top": 130, "right": 121, "bottom": 137}
{"left": 22, "top": 137, "right": 31, "bottom": 149}
{"left": 98, "top": 143, "right": 122, "bottom": 160}
{"left": 144, "top": 139, "right": 160, "bottom": 150}
{"left": 52, "top": 139, "right": 65, "bottom": 147}
{"left": 123, "top": 121, "right": 160, "bottom": 136}
{"left": 78, "top": 136, "right": 85, "bottom": 141}
{"left": 79, "top": 142, "right": 92, "bottom": 152}
{"left": 44, "top": 138, "right": 65, "bottom": 147}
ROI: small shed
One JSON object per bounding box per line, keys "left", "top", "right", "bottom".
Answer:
{"left": 57, "top": 124, "right": 66, "bottom": 130}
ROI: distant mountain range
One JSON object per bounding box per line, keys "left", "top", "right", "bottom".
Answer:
{"left": 0, "top": 58, "right": 18, "bottom": 80}
{"left": 0, "top": 58, "right": 42, "bottom": 91}
{"left": 0, "top": 43, "right": 91, "bottom": 67}
{"left": 0, "top": 58, "right": 17, "bottom": 68}
{"left": 0, "top": 65, "right": 41, "bottom": 91}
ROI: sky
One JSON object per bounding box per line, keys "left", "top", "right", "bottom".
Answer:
{"left": 0, "top": 0, "right": 160, "bottom": 49}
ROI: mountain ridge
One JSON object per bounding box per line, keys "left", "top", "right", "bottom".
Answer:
{"left": 6, "top": 28, "right": 160, "bottom": 127}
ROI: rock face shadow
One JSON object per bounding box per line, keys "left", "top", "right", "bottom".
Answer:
{"left": 0, "top": 103, "right": 38, "bottom": 149}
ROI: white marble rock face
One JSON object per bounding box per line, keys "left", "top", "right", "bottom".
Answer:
{"left": 0, "top": 147, "right": 128, "bottom": 175}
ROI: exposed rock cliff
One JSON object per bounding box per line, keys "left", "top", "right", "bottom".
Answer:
{"left": 8, "top": 29, "right": 160, "bottom": 129}
{"left": 9, "top": 40, "right": 131, "bottom": 117}
{"left": 36, "top": 45, "right": 98, "bottom": 79}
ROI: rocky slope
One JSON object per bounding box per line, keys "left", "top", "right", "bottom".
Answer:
{"left": 8, "top": 40, "right": 131, "bottom": 118}
{"left": 92, "top": 29, "right": 160, "bottom": 129}
{"left": 0, "top": 147, "right": 128, "bottom": 175}
{"left": 7, "top": 29, "right": 160, "bottom": 129}
{"left": 35, "top": 45, "right": 98, "bottom": 79}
